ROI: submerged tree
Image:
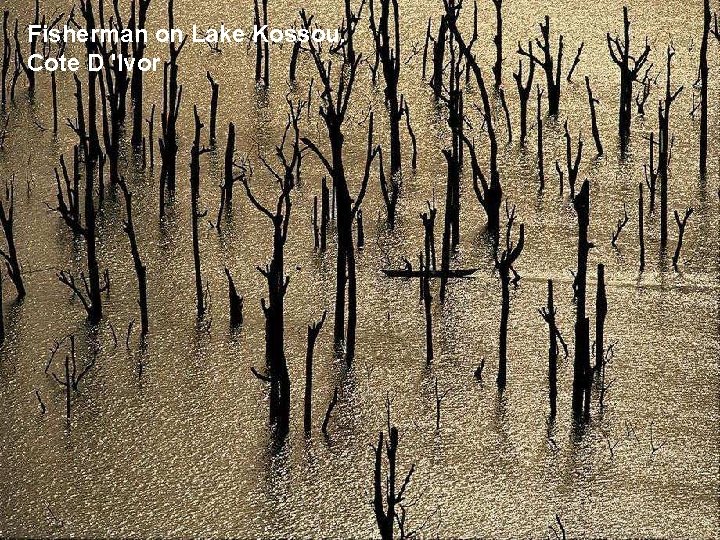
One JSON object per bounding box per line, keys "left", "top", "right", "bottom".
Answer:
{"left": 303, "top": 310, "right": 327, "bottom": 434}
{"left": 494, "top": 203, "right": 525, "bottom": 389}
{"left": 369, "top": 0, "right": 408, "bottom": 179}
{"left": 607, "top": 6, "right": 651, "bottom": 153}
{"left": 52, "top": 75, "right": 106, "bottom": 324}
{"left": 158, "top": 0, "right": 186, "bottom": 216}
{"left": 372, "top": 399, "right": 415, "bottom": 540}
{"left": 572, "top": 180, "right": 593, "bottom": 417}
{"left": 118, "top": 178, "right": 149, "bottom": 340}
{"left": 130, "top": 0, "right": 151, "bottom": 148}
{"left": 519, "top": 16, "right": 565, "bottom": 116}
{"left": 300, "top": 10, "right": 374, "bottom": 365}
{"left": 190, "top": 106, "right": 211, "bottom": 319}
{"left": 513, "top": 44, "right": 535, "bottom": 146}
{"left": 0, "top": 177, "right": 25, "bottom": 298}
{"left": 657, "top": 45, "right": 683, "bottom": 248}
{"left": 445, "top": 1, "right": 503, "bottom": 243}
{"left": 244, "top": 98, "right": 303, "bottom": 436}
{"left": 491, "top": 0, "right": 503, "bottom": 88}
{"left": 699, "top": 0, "right": 711, "bottom": 177}
{"left": 539, "top": 279, "right": 568, "bottom": 417}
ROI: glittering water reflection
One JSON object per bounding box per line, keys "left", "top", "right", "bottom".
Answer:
{"left": 0, "top": 0, "right": 718, "bottom": 537}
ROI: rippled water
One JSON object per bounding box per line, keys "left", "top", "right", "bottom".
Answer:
{"left": 0, "top": 0, "right": 718, "bottom": 537}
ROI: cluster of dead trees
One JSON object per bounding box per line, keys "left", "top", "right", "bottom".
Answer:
{"left": 0, "top": 0, "right": 716, "bottom": 534}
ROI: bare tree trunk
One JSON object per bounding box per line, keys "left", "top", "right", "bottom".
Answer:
{"left": 638, "top": 182, "right": 645, "bottom": 271}
{"left": 224, "top": 267, "right": 243, "bottom": 327}
{"left": 537, "top": 86, "right": 544, "bottom": 190}
{"left": 585, "top": 76, "right": 603, "bottom": 156}
{"left": 699, "top": 0, "right": 710, "bottom": 177}
{"left": 594, "top": 263, "right": 607, "bottom": 370}
{"left": 658, "top": 46, "right": 683, "bottom": 248}
{"left": 491, "top": 0, "right": 503, "bottom": 88}
{"left": 607, "top": 7, "right": 650, "bottom": 154}
{"left": 1, "top": 11, "right": 9, "bottom": 107}
{"left": 513, "top": 47, "right": 534, "bottom": 146}
{"left": 206, "top": 71, "right": 219, "bottom": 146}
{"left": 672, "top": 208, "right": 693, "bottom": 270}
{"left": 519, "top": 16, "right": 564, "bottom": 116}
{"left": 130, "top": 0, "right": 151, "bottom": 148}
{"left": 0, "top": 180, "right": 25, "bottom": 298}
{"left": 119, "top": 179, "right": 149, "bottom": 339}
{"left": 190, "top": 106, "right": 208, "bottom": 319}
{"left": 304, "top": 311, "right": 326, "bottom": 434}
{"left": 572, "top": 180, "right": 592, "bottom": 417}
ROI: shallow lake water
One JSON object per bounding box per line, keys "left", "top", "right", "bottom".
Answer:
{"left": 0, "top": 0, "right": 718, "bottom": 537}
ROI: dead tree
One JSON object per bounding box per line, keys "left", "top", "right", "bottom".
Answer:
{"left": 607, "top": 7, "right": 651, "bottom": 152}
{"left": 539, "top": 280, "right": 567, "bottom": 417}
{"left": 437, "top": 45, "right": 464, "bottom": 265}
{"left": 289, "top": 40, "right": 301, "bottom": 82}
{"left": 519, "top": 16, "right": 564, "bottom": 116}
{"left": 491, "top": 0, "right": 503, "bottom": 88}
{"left": 635, "top": 67, "right": 653, "bottom": 115}
{"left": 304, "top": 310, "right": 327, "bottom": 434}
{"left": 224, "top": 267, "right": 243, "bottom": 327}
{"left": 300, "top": 10, "right": 372, "bottom": 365}
{"left": 495, "top": 203, "right": 525, "bottom": 389}
{"left": 594, "top": 264, "right": 607, "bottom": 370}
{"left": 320, "top": 176, "right": 330, "bottom": 252}
{"left": 429, "top": 15, "right": 448, "bottom": 100}
{"left": 434, "top": 379, "right": 448, "bottom": 430}
{"left": 244, "top": 98, "right": 303, "bottom": 435}
{"left": 638, "top": 182, "right": 645, "bottom": 271}
{"left": 644, "top": 132, "right": 658, "bottom": 214}
{"left": 421, "top": 202, "right": 437, "bottom": 272}
{"left": 158, "top": 0, "right": 186, "bottom": 216}
{"left": 217, "top": 123, "right": 246, "bottom": 226}
{"left": 130, "top": 0, "right": 151, "bottom": 148}
{"left": 658, "top": 45, "right": 683, "bottom": 248}
{"left": 206, "top": 71, "right": 219, "bottom": 146}
{"left": 445, "top": 3, "right": 502, "bottom": 243}
{"left": 611, "top": 203, "right": 629, "bottom": 247}
{"left": 223, "top": 123, "right": 245, "bottom": 212}
{"left": 90, "top": 0, "right": 133, "bottom": 187}
{"left": 499, "top": 89, "right": 512, "bottom": 143}
{"left": 253, "top": 0, "right": 270, "bottom": 85}
{"left": 0, "top": 178, "right": 25, "bottom": 298}
{"left": 369, "top": 0, "right": 405, "bottom": 178}
{"left": 422, "top": 251, "right": 433, "bottom": 365}
{"left": 699, "top": 0, "right": 711, "bottom": 177}
{"left": 422, "top": 18, "right": 431, "bottom": 79}
{"left": 561, "top": 120, "right": 583, "bottom": 199}
{"left": 48, "top": 336, "right": 95, "bottom": 427}
{"left": 53, "top": 76, "right": 105, "bottom": 324}
{"left": 372, "top": 404, "right": 415, "bottom": 540}
{"left": 190, "top": 106, "right": 211, "bottom": 319}
{"left": 585, "top": 76, "right": 603, "bottom": 157}
{"left": 672, "top": 208, "right": 693, "bottom": 270}
{"left": 1, "top": 10, "right": 9, "bottom": 107}
{"left": 118, "top": 178, "right": 149, "bottom": 340}
{"left": 513, "top": 45, "right": 535, "bottom": 146}
{"left": 337, "top": 0, "right": 364, "bottom": 66}
{"left": 537, "top": 86, "right": 545, "bottom": 190}
{"left": 566, "top": 42, "right": 584, "bottom": 82}
{"left": 11, "top": 0, "right": 39, "bottom": 95}
{"left": 572, "top": 180, "right": 593, "bottom": 417}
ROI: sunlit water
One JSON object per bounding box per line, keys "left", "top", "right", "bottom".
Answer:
{"left": 0, "top": 0, "right": 718, "bottom": 537}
